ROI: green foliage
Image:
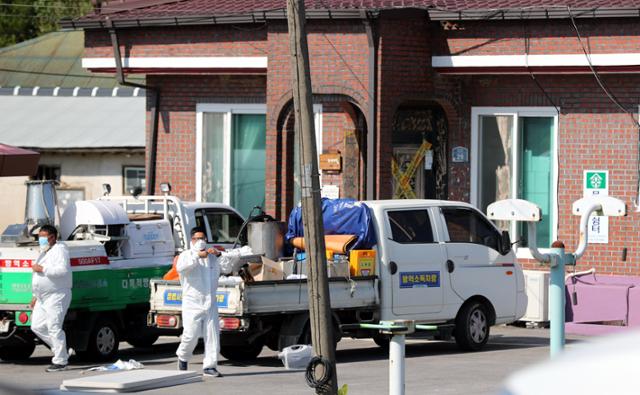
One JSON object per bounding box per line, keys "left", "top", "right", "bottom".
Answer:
{"left": 0, "top": 0, "right": 92, "bottom": 47}
{"left": 338, "top": 384, "right": 349, "bottom": 395}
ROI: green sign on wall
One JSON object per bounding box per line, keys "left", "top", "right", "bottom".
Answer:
{"left": 585, "top": 171, "right": 607, "bottom": 190}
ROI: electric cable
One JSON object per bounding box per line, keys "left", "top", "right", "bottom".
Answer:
{"left": 305, "top": 356, "right": 333, "bottom": 391}
{"left": 567, "top": 6, "right": 640, "bottom": 129}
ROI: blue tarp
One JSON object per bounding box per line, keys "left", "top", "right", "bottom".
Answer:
{"left": 285, "top": 198, "right": 377, "bottom": 251}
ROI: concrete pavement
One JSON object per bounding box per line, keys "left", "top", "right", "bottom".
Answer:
{"left": 0, "top": 326, "right": 587, "bottom": 395}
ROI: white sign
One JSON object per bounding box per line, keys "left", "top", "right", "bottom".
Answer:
{"left": 583, "top": 170, "right": 609, "bottom": 243}
{"left": 424, "top": 150, "right": 434, "bottom": 170}
{"left": 321, "top": 184, "right": 340, "bottom": 199}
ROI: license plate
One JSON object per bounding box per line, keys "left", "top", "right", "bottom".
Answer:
{"left": 0, "top": 320, "right": 9, "bottom": 333}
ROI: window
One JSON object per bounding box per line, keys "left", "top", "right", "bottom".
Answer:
{"left": 196, "top": 104, "right": 267, "bottom": 218}
{"left": 194, "top": 208, "right": 245, "bottom": 244}
{"left": 442, "top": 207, "right": 501, "bottom": 251}
{"left": 387, "top": 210, "right": 434, "bottom": 243}
{"left": 123, "top": 166, "right": 146, "bottom": 195}
{"left": 32, "top": 165, "right": 60, "bottom": 181}
{"left": 471, "top": 107, "right": 557, "bottom": 250}
{"left": 57, "top": 189, "right": 84, "bottom": 214}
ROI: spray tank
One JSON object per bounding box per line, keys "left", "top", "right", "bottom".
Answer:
{"left": 1, "top": 180, "right": 59, "bottom": 244}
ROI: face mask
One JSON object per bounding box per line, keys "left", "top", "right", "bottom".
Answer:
{"left": 38, "top": 236, "right": 49, "bottom": 252}
{"left": 192, "top": 240, "right": 206, "bottom": 252}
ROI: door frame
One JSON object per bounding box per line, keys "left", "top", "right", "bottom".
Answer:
{"left": 470, "top": 106, "right": 559, "bottom": 258}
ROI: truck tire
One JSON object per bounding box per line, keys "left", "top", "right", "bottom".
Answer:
{"left": 0, "top": 341, "right": 36, "bottom": 361}
{"left": 126, "top": 334, "right": 159, "bottom": 348}
{"left": 85, "top": 318, "right": 120, "bottom": 361}
{"left": 454, "top": 301, "right": 490, "bottom": 351}
{"left": 220, "top": 339, "right": 263, "bottom": 361}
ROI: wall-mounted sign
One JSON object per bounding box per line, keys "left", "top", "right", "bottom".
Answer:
{"left": 319, "top": 153, "right": 342, "bottom": 171}
{"left": 583, "top": 170, "right": 609, "bottom": 244}
{"left": 321, "top": 184, "right": 340, "bottom": 199}
{"left": 452, "top": 146, "right": 468, "bottom": 163}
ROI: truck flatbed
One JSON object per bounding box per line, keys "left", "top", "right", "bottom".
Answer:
{"left": 150, "top": 276, "right": 379, "bottom": 318}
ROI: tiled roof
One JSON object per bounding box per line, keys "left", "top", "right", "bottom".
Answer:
{"left": 62, "top": 0, "right": 640, "bottom": 28}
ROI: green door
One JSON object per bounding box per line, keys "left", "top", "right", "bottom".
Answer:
{"left": 520, "top": 117, "right": 554, "bottom": 248}
{"left": 231, "top": 114, "right": 266, "bottom": 217}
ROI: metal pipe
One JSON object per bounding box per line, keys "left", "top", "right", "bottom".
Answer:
{"left": 363, "top": 14, "right": 378, "bottom": 200}
{"left": 549, "top": 245, "right": 566, "bottom": 357}
{"left": 389, "top": 334, "right": 405, "bottom": 395}
{"left": 107, "top": 18, "right": 161, "bottom": 195}
{"left": 573, "top": 201, "right": 601, "bottom": 260}
{"left": 526, "top": 222, "right": 551, "bottom": 263}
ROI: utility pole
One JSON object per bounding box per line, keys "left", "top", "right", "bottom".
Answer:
{"left": 286, "top": 0, "right": 338, "bottom": 394}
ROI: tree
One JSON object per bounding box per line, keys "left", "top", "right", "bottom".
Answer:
{"left": 0, "top": 0, "right": 92, "bottom": 47}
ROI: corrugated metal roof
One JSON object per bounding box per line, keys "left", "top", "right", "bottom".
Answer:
{"left": 0, "top": 30, "right": 144, "bottom": 88}
{"left": 0, "top": 95, "right": 145, "bottom": 149}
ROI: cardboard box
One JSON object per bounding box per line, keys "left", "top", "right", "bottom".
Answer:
{"left": 250, "top": 257, "right": 285, "bottom": 281}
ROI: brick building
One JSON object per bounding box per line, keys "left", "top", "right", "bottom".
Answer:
{"left": 65, "top": 0, "right": 640, "bottom": 277}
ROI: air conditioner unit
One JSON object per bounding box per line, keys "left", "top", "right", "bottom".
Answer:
{"left": 521, "top": 270, "right": 550, "bottom": 323}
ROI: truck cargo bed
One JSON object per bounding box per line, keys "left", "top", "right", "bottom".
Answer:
{"left": 150, "top": 276, "right": 379, "bottom": 317}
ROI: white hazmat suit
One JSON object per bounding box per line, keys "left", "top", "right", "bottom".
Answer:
{"left": 31, "top": 242, "right": 72, "bottom": 366}
{"left": 175, "top": 244, "right": 221, "bottom": 369}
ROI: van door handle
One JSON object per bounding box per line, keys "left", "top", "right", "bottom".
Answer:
{"left": 389, "top": 261, "right": 398, "bottom": 275}
{"left": 446, "top": 260, "right": 455, "bottom": 273}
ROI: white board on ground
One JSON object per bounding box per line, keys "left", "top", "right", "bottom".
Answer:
{"left": 60, "top": 370, "right": 201, "bottom": 393}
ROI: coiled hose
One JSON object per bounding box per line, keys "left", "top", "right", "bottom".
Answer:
{"left": 305, "top": 356, "right": 333, "bottom": 392}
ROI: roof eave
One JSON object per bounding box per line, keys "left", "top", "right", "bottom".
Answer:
{"left": 427, "top": 7, "right": 640, "bottom": 20}
{"left": 60, "top": 9, "right": 376, "bottom": 30}
{"left": 60, "top": 6, "right": 640, "bottom": 30}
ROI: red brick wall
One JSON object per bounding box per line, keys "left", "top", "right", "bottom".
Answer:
{"left": 436, "top": 18, "right": 640, "bottom": 56}
{"left": 147, "top": 74, "right": 266, "bottom": 199}
{"left": 85, "top": 25, "right": 267, "bottom": 57}
{"left": 265, "top": 20, "right": 370, "bottom": 217}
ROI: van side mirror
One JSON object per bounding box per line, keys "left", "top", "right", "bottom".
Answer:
{"left": 500, "top": 231, "right": 512, "bottom": 255}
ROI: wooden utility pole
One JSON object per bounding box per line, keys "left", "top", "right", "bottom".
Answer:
{"left": 286, "top": 0, "right": 338, "bottom": 393}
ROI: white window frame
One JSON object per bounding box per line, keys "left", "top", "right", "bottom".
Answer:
{"left": 195, "top": 103, "right": 323, "bottom": 205}
{"left": 470, "top": 106, "right": 559, "bottom": 258}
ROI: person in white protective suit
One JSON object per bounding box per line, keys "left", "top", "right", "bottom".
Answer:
{"left": 30, "top": 224, "right": 72, "bottom": 372}
{"left": 176, "top": 227, "right": 223, "bottom": 377}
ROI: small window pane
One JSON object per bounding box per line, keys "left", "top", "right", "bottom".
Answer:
{"left": 124, "top": 166, "right": 145, "bottom": 195}
{"left": 388, "top": 210, "right": 434, "bottom": 243}
{"left": 443, "top": 208, "right": 500, "bottom": 251}
{"left": 32, "top": 165, "right": 61, "bottom": 182}
{"left": 202, "top": 113, "right": 225, "bottom": 203}
{"left": 200, "top": 209, "right": 245, "bottom": 244}
{"left": 519, "top": 117, "right": 554, "bottom": 248}
{"left": 479, "top": 114, "right": 513, "bottom": 232}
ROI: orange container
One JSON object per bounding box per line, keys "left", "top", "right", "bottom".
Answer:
{"left": 349, "top": 250, "right": 376, "bottom": 277}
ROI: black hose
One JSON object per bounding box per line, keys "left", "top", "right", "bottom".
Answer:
{"left": 305, "top": 356, "right": 333, "bottom": 391}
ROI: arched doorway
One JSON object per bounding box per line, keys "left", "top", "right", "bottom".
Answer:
{"left": 391, "top": 104, "right": 448, "bottom": 200}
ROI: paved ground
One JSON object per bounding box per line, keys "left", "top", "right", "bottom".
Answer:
{"left": 0, "top": 326, "right": 587, "bottom": 395}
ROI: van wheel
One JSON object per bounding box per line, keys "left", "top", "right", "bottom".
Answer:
{"left": 455, "top": 302, "right": 490, "bottom": 351}
{"left": 220, "top": 339, "right": 263, "bottom": 361}
{"left": 85, "top": 318, "right": 120, "bottom": 361}
{"left": 373, "top": 333, "right": 390, "bottom": 350}
{"left": 0, "top": 341, "right": 35, "bottom": 361}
